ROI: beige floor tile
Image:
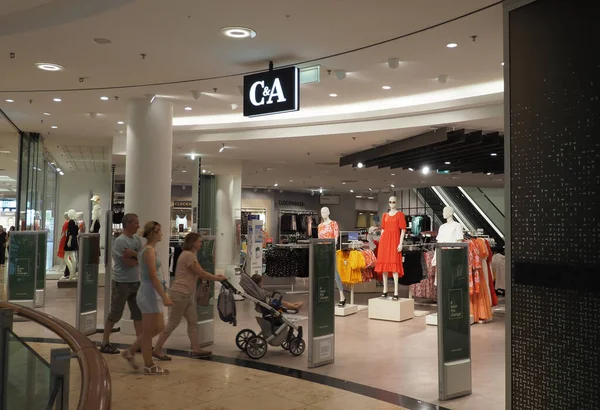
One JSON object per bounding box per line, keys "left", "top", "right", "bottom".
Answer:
{"left": 260, "top": 377, "right": 350, "bottom": 405}
{"left": 180, "top": 403, "right": 233, "bottom": 410}
{"left": 110, "top": 369, "right": 208, "bottom": 394}
{"left": 210, "top": 389, "right": 306, "bottom": 410}
{"left": 209, "top": 366, "right": 281, "bottom": 388}
{"left": 112, "top": 389, "right": 201, "bottom": 410}
{"left": 164, "top": 377, "right": 250, "bottom": 402}
{"left": 313, "top": 393, "right": 406, "bottom": 410}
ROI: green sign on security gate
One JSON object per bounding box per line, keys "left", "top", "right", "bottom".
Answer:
{"left": 7, "top": 232, "right": 39, "bottom": 308}
{"left": 76, "top": 233, "right": 100, "bottom": 335}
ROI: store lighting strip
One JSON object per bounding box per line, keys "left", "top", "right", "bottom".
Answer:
{"left": 430, "top": 186, "right": 468, "bottom": 230}
{"left": 458, "top": 186, "right": 505, "bottom": 239}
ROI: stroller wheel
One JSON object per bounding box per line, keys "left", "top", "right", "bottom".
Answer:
{"left": 235, "top": 329, "right": 256, "bottom": 351}
{"left": 281, "top": 340, "right": 290, "bottom": 350}
{"left": 288, "top": 338, "right": 306, "bottom": 357}
{"left": 246, "top": 336, "right": 268, "bottom": 359}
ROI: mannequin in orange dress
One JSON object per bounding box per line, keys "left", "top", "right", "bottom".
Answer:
{"left": 374, "top": 196, "right": 406, "bottom": 300}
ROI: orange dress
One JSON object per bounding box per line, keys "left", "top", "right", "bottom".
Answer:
{"left": 57, "top": 220, "right": 69, "bottom": 258}
{"left": 469, "top": 240, "right": 493, "bottom": 322}
{"left": 374, "top": 211, "right": 406, "bottom": 275}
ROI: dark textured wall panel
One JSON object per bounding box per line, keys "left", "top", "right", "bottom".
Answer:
{"left": 509, "top": 0, "right": 600, "bottom": 409}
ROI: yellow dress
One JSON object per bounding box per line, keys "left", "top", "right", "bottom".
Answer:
{"left": 336, "top": 250, "right": 366, "bottom": 284}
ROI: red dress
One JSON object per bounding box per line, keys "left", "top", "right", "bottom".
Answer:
{"left": 374, "top": 212, "right": 406, "bottom": 276}
{"left": 57, "top": 220, "right": 68, "bottom": 258}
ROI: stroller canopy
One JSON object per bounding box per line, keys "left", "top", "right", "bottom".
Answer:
{"left": 240, "top": 272, "right": 270, "bottom": 301}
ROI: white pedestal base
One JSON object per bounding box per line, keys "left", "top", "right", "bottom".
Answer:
{"left": 335, "top": 304, "right": 359, "bottom": 317}
{"left": 368, "top": 297, "right": 414, "bottom": 322}
{"left": 35, "top": 289, "right": 45, "bottom": 308}
{"left": 197, "top": 319, "right": 214, "bottom": 347}
{"left": 426, "top": 313, "right": 475, "bottom": 326}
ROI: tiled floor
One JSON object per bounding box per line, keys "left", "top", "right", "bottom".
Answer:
{"left": 3, "top": 271, "right": 506, "bottom": 410}
{"left": 25, "top": 342, "right": 409, "bottom": 410}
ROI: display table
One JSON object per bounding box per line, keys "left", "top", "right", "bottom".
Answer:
{"left": 368, "top": 297, "right": 414, "bottom": 322}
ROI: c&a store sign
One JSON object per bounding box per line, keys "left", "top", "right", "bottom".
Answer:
{"left": 243, "top": 66, "right": 299, "bottom": 117}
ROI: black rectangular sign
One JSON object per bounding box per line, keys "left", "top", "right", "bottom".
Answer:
{"left": 243, "top": 67, "right": 299, "bottom": 117}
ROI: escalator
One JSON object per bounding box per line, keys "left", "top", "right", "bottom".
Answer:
{"left": 415, "top": 187, "right": 445, "bottom": 229}
{"left": 440, "top": 186, "right": 505, "bottom": 248}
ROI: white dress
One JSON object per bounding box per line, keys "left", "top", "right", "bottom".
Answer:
{"left": 175, "top": 215, "right": 188, "bottom": 230}
{"left": 491, "top": 253, "right": 506, "bottom": 290}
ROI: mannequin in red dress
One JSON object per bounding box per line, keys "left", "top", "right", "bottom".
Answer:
{"left": 374, "top": 196, "right": 406, "bottom": 300}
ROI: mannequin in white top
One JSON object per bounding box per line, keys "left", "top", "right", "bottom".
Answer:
{"left": 436, "top": 207, "right": 464, "bottom": 243}
{"left": 90, "top": 195, "right": 102, "bottom": 233}
{"left": 318, "top": 207, "right": 346, "bottom": 307}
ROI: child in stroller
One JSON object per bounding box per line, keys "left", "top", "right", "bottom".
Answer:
{"left": 250, "top": 274, "right": 304, "bottom": 312}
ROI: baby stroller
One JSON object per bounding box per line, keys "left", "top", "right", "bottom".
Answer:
{"left": 220, "top": 273, "right": 305, "bottom": 360}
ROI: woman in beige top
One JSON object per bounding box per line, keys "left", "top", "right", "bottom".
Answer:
{"left": 152, "top": 233, "right": 226, "bottom": 359}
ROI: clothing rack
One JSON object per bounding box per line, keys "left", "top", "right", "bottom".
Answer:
{"left": 337, "top": 237, "right": 371, "bottom": 308}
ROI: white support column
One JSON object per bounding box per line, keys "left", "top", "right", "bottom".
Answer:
{"left": 214, "top": 163, "right": 242, "bottom": 272}
{"left": 121, "top": 98, "right": 173, "bottom": 334}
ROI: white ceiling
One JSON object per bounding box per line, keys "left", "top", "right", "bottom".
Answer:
{"left": 0, "top": 0, "right": 505, "bottom": 193}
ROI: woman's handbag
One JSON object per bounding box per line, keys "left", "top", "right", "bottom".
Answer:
{"left": 196, "top": 280, "right": 210, "bottom": 306}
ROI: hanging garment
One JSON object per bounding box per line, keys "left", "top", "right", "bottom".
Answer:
{"left": 468, "top": 240, "right": 493, "bottom": 322}
{"left": 318, "top": 220, "right": 339, "bottom": 240}
{"left": 475, "top": 238, "right": 497, "bottom": 307}
{"left": 336, "top": 250, "right": 365, "bottom": 284}
{"left": 175, "top": 215, "right": 188, "bottom": 230}
{"left": 411, "top": 216, "right": 424, "bottom": 236}
{"left": 360, "top": 249, "right": 377, "bottom": 282}
{"left": 399, "top": 250, "right": 425, "bottom": 286}
{"left": 483, "top": 239, "right": 498, "bottom": 306}
{"left": 374, "top": 211, "right": 406, "bottom": 276}
{"left": 57, "top": 220, "right": 69, "bottom": 258}
{"left": 409, "top": 250, "right": 437, "bottom": 300}
{"left": 492, "top": 253, "right": 506, "bottom": 290}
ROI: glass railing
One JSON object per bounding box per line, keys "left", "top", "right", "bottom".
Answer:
{"left": 6, "top": 331, "right": 53, "bottom": 409}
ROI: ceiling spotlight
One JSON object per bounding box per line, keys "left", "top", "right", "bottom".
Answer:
{"left": 202, "top": 169, "right": 207, "bottom": 173}
{"left": 190, "top": 154, "right": 196, "bottom": 160}
{"left": 279, "top": 189, "right": 284, "bottom": 194}
{"left": 59, "top": 171, "right": 64, "bottom": 176}
{"left": 356, "top": 195, "right": 362, "bottom": 199}
{"left": 387, "top": 58, "right": 400, "bottom": 69}
{"left": 342, "top": 182, "right": 346, "bottom": 185}
{"left": 219, "top": 26, "right": 257, "bottom": 39}
{"left": 491, "top": 153, "right": 498, "bottom": 156}
{"left": 53, "top": 98, "right": 62, "bottom": 102}
{"left": 391, "top": 173, "right": 395, "bottom": 176}
{"left": 5, "top": 99, "right": 14, "bottom": 103}
{"left": 382, "top": 86, "right": 391, "bottom": 90}
{"left": 422, "top": 166, "right": 430, "bottom": 175}
{"left": 289, "top": 180, "right": 293, "bottom": 183}
{"left": 100, "top": 96, "right": 109, "bottom": 101}
{"left": 219, "top": 144, "right": 225, "bottom": 153}
{"left": 487, "top": 172, "right": 492, "bottom": 175}
{"left": 437, "top": 75, "right": 449, "bottom": 84}
{"left": 334, "top": 70, "right": 347, "bottom": 80}
{"left": 445, "top": 161, "right": 451, "bottom": 165}
{"left": 408, "top": 168, "right": 415, "bottom": 171}
{"left": 357, "top": 162, "right": 364, "bottom": 168}
{"left": 93, "top": 38, "right": 112, "bottom": 45}
{"left": 51, "top": 125, "right": 58, "bottom": 129}
{"left": 390, "top": 184, "right": 395, "bottom": 188}
{"left": 319, "top": 187, "right": 323, "bottom": 194}
{"left": 184, "top": 106, "right": 192, "bottom": 111}
{"left": 182, "top": 168, "right": 187, "bottom": 173}
{"left": 329, "top": 93, "right": 338, "bottom": 98}
{"left": 36, "top": 63, "right": 64, "bottom": 71}
{"left": 43, "top": 112, "right": 51, "bottom": 116}
{"left": 501, "top": 62, "right": 505, "bottom": 66}
{"left": 150, "top": 95, "right": 157, "bottom": 103}
{"left": 274, "top": 183, "right": 279, "bottom": 187}
{"left": 446, "top": 43, "right": 458, "bottom": 48}
{"left": 117, "top": 121, "right": 125, "bottom": 125}
{"left": 56, "top": 168, "right": 62, "bottom": 172}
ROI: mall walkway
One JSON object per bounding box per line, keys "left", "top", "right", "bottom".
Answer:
{"left": 28, "top": 342, "right": 407, "bottom": 410}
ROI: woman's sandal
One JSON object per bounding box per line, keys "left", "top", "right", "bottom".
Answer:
{"left": 120, "top": 350, "right": 139, "bottom": 370}
{"left": 152, "top": 351, "right": 172, "bottom": 361}
{"left": 144, "top": 365, "right": 170, "bottom": 375}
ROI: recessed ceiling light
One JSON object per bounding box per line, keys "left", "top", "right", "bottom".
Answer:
{"left": 56, "top": 168, "right": 62, "bottom": 172}
{"left": 356, "top": 195, "right": 362, "bottom": 199}
{"left": 289, "top": 180, "right": 293, "bottom": 183}
{"left": 184, "top": 106, "right": 192, "bottom": 111}
{"left": 36, "top": 63, "right": 64, "bottom": 71}
{"left": 342, "top": 182, "right": 346, "bottom": 185}
{"left": 501, "top": 62, "right": 505, "bottom": 66}
{"left": 446, "top": 43, "right": 458, "bottom": 48}
{"left": 117, "top": 121, "right": 125, "bottom": 125}
{"left": 391, "top": 173, "right": 395, "bottom": 176}
{"left": 491, "top": 153, "right": 498, "bottom": 156}
{"left": 93, "top": 38, "right": 112, "bottom": 45}
{"left": 445, "top": 161, "right": 451, "bottom": 165}
{"left": 51, "top": 125, "right": 58, "bottom": 129}
{"left": 219, "top": 144, "right": 225, "bottom": 153}
{"left": 350, "top": 189, "right": 354, "bottom": 193}
{"left": 219, "top": 27, "right": 257, "bottom": 39}
{"left": 100, "top": 96, "right": 109, "bottom": 101}
{"left": 329, "top": 93, "right": 338, "bottom": 97}
{"left": 357, "top": 162, "right": 364, "bottom": 168}
{"left": 390, "top": 184, "right": 395, "bottom": 188}
{"left": 422, "top": 166, "right": 430, "bottom": 175}
{"left": 487, "top": 172, "right": 492, "bottom": 175}
{"left": 59, "top": 171, "right": 64, "bottom": 176}
{"left": 202, "top": 169, "right": 206, "bottom": 173}
{"left": 274, "top": 183, "right": 279, "bottom": 187}
{"left": 408, "top": 168, "right": 414, "bottom": 171}
{"left": 5, "top": 99, "right": 14, "bottom": 103}
{"left": 182, "top": 169, "right": 187, "bottom": 173}
{"left": 382, "top": 86, "right": 391, "bottom": 90}
{"left": 53, "top": 98, "right": 62, "bottom": 102}
{"left": 43, "top": 112, "right": 51, "bottom": 116}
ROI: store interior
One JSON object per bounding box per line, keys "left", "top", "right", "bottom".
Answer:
{"left": 0, "top": 1, "right": 509, "bottom": 409}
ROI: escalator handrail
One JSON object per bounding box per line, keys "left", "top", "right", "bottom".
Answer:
{"left": 0, "top": 301, "right": 111, "bottom": 410}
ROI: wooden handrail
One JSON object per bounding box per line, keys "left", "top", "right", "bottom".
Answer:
{"left": 0, "top": 302, "right": 111, "bottom": 410}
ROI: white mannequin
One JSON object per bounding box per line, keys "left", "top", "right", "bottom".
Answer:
{"left": 91, "top": 195, "right": 101, "bottom": 233}
{"left": 436, "top": 207, "right": 464, "bottom": 243}
{"left": 379, "top": 196, "right": 406, "bottom": 300}
{"left": 64, "top": 209, "right": 78, "bottom": 281}
{"left": 318, "top": 207, "right": 346, "bottom": 306}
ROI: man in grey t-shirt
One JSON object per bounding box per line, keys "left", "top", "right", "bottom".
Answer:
{"left": 99, "top": 213, "right": 143, "bottom": 354}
